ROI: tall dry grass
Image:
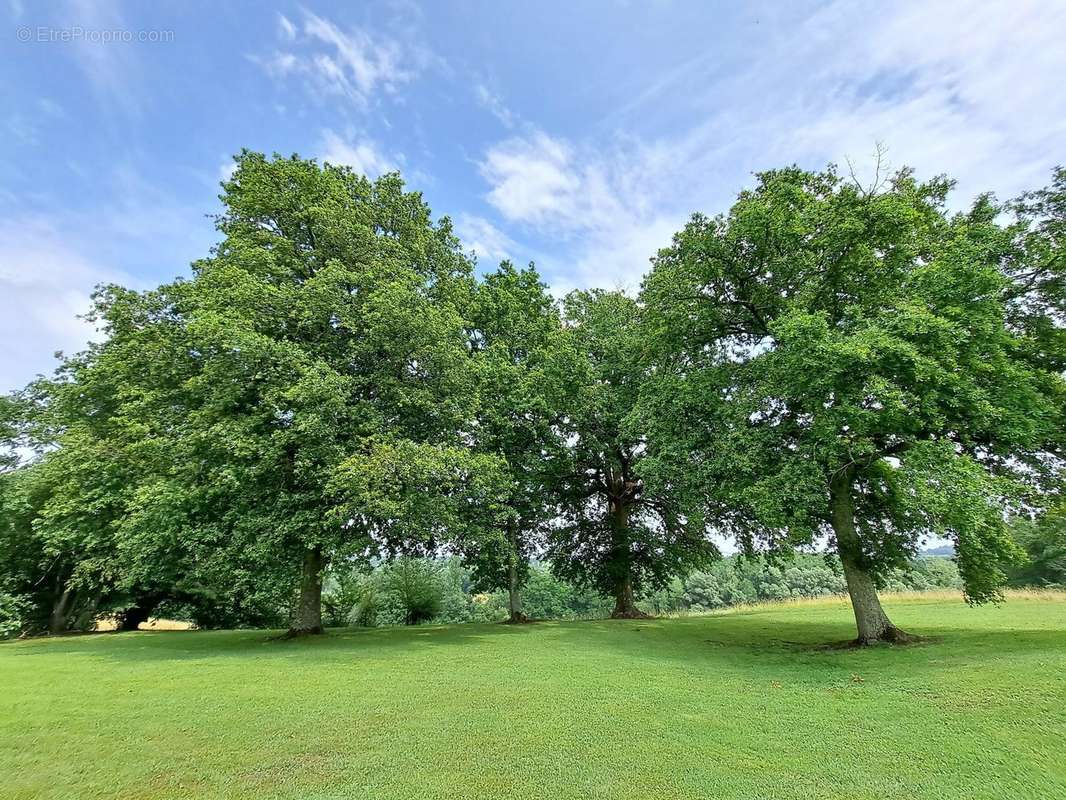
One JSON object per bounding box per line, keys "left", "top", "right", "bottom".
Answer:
{"left": 661, "top": 587, "right": 1066, "bottom": 619}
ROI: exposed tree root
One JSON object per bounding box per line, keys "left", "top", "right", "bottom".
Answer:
{"left": 610, "top": 607, "right": 652, "bottom": 620}
{"left": 851, "top": 626, "right": 925, "bottom": 647}
{"left": 272, "top": 626, "right": 324, "bottom": 641}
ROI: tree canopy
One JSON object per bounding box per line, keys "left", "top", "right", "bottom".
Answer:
{"left": 1, "top": 153, "right": 1062, "bottom": 644}
{"left": 639, "top": 164, "right": 1065, "bottom": 642}
{"left": 458, "top": 263, "right": 580, "bottom": 621}
{"left": 549, "top": 290, "right": 716, "bottom": 618}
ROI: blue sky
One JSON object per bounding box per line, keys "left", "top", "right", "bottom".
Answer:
{"left": 2, "top": 0, "right": 1065, "bottom": 392}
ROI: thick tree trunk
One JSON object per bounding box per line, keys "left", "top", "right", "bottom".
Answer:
{"left": 506, "top": 561, "right": 529, "bottom": 623}
{"left": 49, "top": 586, "right": 74, "bottom": 635}
{"left": 830, "top": 473, "right": 910, "bottom": 644}
{"left": 611, "top": 572, "right": 645, "bottom": 618}
{"left": 287, "top": 546, "right": 324, "bottom": 636}
{"left": 608, "top": 500, "right": 648, "bottom": 619}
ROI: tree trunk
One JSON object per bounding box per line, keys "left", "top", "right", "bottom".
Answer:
{"left": 506, "top": 561, "right": 529, "bottom": 623}
{"left": 830, "top": 472, "right": 910, "bottom": 644}
{"left": 287, "top": 546, "right": 324, "bottom": 636}
{"left": 49, "top": 586, "right": 74, "bottom": 635}
{"left": 608, "top": 500, "right": 648, "bottom": 619}
{"left": 611, "top": 572, "right": 644, "bottom": 618}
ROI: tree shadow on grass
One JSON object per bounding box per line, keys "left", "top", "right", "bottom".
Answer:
{"left": 4, "top": 611, "right": 1063, "bottom": 677}
{"left": 0, "top": 617, "right": 551, "bottom": 664}
{"left": 559, "top": 615, "right": 1066, "bottom": 671}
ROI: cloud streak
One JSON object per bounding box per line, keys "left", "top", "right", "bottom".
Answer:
{"left": 0, "top": 217, "right": 132, "bottom": 392}
{"left": 476, "top": 0, "right": 1066, "bottom": 291}
{"left": 454, "top": 213, "right": 517, "bottom": 267}
{"left": 318, "top": 129, "right": 399, "bottom": 178}
{"left": 255, "top": 10, "right": 419, "bottom": 108}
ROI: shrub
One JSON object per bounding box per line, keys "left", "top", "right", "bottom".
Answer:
{"left": 0, "top": 590, "right": 29, "bottom": 638}
{"left": 379, "top": 558, "right": 444, "bottom": 625}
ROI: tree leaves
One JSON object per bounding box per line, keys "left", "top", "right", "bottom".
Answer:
{"left": 642, "top": 164, "right": 1065, "bottom": 603}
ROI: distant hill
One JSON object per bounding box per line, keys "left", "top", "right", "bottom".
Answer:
{"left": 921, "top": 545, "right": 956, "bottom": 557}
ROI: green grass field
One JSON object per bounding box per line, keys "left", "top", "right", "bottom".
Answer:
{"left": 2, "top": 594, "right": 1064, "bottom": 800}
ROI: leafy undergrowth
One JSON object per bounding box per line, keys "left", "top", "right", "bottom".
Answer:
{"left": 1, "top": 596, "right": 1063, "bottom": 799}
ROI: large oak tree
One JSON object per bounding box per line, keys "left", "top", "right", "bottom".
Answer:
{"left": 460, "top": 263, "right": 580, "bottom": 622}
{"left": 640, "top": 165, "right": 1065, "bottom": 643}
{"left": 176, "top": 153, "right": 479, "bottom": 634}
{"left": 550, "top": 290, "right": 716, "bottom": 618}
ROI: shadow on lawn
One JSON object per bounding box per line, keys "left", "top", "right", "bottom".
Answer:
{"left": 5, "top": 613, "right": 1064, "bottom": 673}
{"left": 1, "top": 618, "right": 540, "bottom": 662}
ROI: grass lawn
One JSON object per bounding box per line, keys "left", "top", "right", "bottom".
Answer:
{"left": 2, "top": 593, "right": 1064, "bottom": 799}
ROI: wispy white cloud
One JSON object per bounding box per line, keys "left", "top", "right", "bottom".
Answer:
{"left": 218, "top": 158, "right": 237, "bottom": 183}
{"left": 609, "top": 0, "right": 1066, "bottom": 201}
{"left": 478, "top": 0, "right": 1066, "bottom": 292}
{"left": 475, "top": 84, "right": 517, "bottom": 129}
{"left": 478, "top": 130, "right": 682, "bottom": 290}
{"left": 277, "top": 12, "right": 297, "bottom": 41}
{"left": 318, "top": 129, "right": 399, "bottom": 178}
{"left": 480, "top": 133, "right": 583, "bottom": 229}
{"left": 38, "top": 98, "right": 64, "bottom": 117}
{"left": 0, "top": 217, "right": 132, "bottom": 392}
{"left": 6, "top": 114, "right": 37, "bottom": 145}
{"left": 59, "top": 0, "right": 143, "bottom": 115}
{"left": 254, "top": 10, "right": 418, "bottom": 108}
{"left": 696, "top": 0, "right": 1066, "bottom": 201}
{"left": 1, "top": 160, "right": 216, "bottom": 392}
{"left": 454, "top": 213, "right": 517, "bottom": 266}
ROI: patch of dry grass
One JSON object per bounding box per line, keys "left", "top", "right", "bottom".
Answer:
{"left": 93, "top": 617, "right": 196, "bottom": 632}
{"left": 661, "top": 588, "right": 1066, "bottom": 618}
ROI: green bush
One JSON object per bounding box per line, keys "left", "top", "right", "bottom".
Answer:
{"left": 665, "top": 554, "right": 959, "bottom": 614}
{"left": 326, "top": 553, "right": 965, "bottom": 628}
{"left": 1008, "top": 505, "right": 1066, "bottom": 588}
{"left": 0, "top": 591, "right": 29, "bottom": 639}
{"left": 378, "top": 558, "right": 444, "bottom": 626}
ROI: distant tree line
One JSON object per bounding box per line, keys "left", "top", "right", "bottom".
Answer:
{"left": 150, "top": 553, "right": 967, "bottom": 632}
{"left": 1, "top": 152, "right": 1063, "bottom": 643}
{"left": 337, "top": 553, "right": 971, "bottom": 628}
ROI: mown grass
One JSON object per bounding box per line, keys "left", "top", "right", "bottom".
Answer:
{"left": 2, "top": 593, "right": 1064, "bottom": 799}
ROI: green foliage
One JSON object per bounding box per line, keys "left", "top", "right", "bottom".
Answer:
{"left": 175, "top": 154, "right": 480, "bottom": 622}
{"left": 457, "top": 264, "right": 580, "bottom": 609}
{"left": 0, "top": 452, "right": 122, "bottom": 635}
{"left": 1003, "top": 165, "right": 1066, "bottom": 371}
{"left": 519, "top": 564, "right": 612, "bottom": 619}
{"left": 318, "top": 553, "right": 960, "bottom": 625}
{"left": 323, "top": 559, "right": 612, "bottom": 626}
{"left": 1, "top": 153, "right": 484, "bottom": 635}
{"left": 0, "top": 591, "right": 29, "bottom": 639}
{"left": 330, "top": 440, "right": 508, "bottom": 555}
{"left": 347, "top": 581, "right": 381, "bottom": 628}
{"left": 375, "top": 558, "right": 445, "bottom": 626}
{"left": 667, "top": 554, "right": 960, "bottom": 612}
{"left": 549, "top": 290, "right": 716, "bottom": 611}
{"left": 320, "top": 567, "right": 369, "bottom": 628}
{"left": 383, "top": 560, "right": 444, "bottom": 626}
{"left": 1, "top": 156, "right": 1062, "bottom": 637}
{"left": 1008, "top": 500, "right": 1066, "bottom": 587}
{"left": 640, "top": 164, "right": 1065, "bottom": 620}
